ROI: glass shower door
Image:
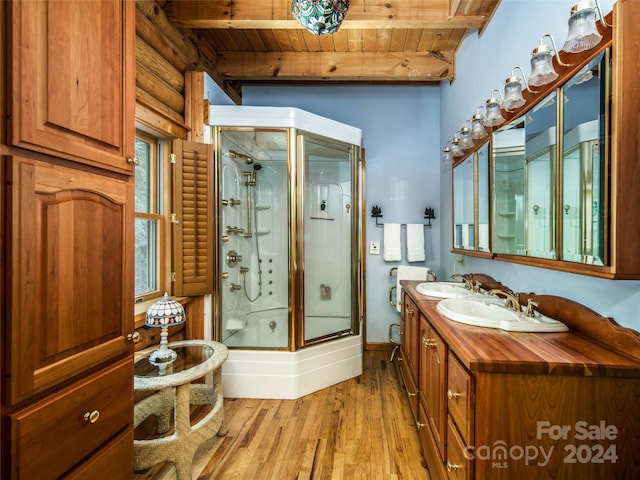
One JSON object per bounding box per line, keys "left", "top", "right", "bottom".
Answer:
{"left": 300, "top": 134, "right": 356, "bottom": 344}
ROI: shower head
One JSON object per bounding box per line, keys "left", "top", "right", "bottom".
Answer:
{"left": 228, "top": 149, "right": 255, "bottom": 165}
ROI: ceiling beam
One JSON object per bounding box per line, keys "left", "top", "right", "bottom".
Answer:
{"left": 214, "top": 50, "right": 454, "bottom": 82}
{"left": 163, "top": 0, "right": 490, "bottom": 29}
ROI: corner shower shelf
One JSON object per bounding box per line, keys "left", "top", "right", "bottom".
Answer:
{"left": 256, "top": 230, "right": 271, "bottom": 235}
{"left": 256, "top": 204, "right": 270, "bottom": 211}
{"left": 498, "top": 211, "right": 516, "bottom": 217}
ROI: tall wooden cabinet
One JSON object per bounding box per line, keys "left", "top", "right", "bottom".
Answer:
{"left": 2, "top": 1, "right": 136, "bottom": 479}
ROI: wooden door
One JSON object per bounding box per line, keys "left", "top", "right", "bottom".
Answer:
{"left": 8, "top": 0, "right": 135, "bottom": 174}
{"left": 5, "top": 156, "right": 134, "bottom": 405}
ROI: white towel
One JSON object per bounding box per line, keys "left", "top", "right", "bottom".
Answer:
{"left": 478, "top": 224, "right": 489, "bottom": 251}
{"left": 383, "top": 223, "right": 402, "bottom": 261}
{"left": 406, "top": 224, "right": 425, "bottom": 262}
{"left": 396, "top": 265, "right": 432, "bottom": 312}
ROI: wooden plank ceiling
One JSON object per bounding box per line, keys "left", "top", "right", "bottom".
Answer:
{"left": 161, "top": 0, "right": 501, "bottom": 96}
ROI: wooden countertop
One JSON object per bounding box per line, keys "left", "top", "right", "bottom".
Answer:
{"left": 401, "top": 281, "right": 640, "bottom": 377}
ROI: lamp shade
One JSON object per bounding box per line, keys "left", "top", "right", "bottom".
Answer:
{"left": 292, "top": 0, "right": 350, "bottom": 35}
{"left": 146, "top": 292, "right": 186, "bottom": 327}
{"left": 442, "top": 145, "right": 452, "bottom": 165}
{"left": 451, "top": 136, "right": 463, "bottom": 158}
{"left": 470, "top": 110, "right": 488, "bottom": 140}
{"left": 529, "top": 46, "right": 558, "bottom": 87}
{"left": 145, "top": 293, "right": 186, "bottom": 365}
{"left": 562, "top": 0, "right": 602, "bottom": 53}
{"left": 459, "top": 124, "right": 474, "bottom": 150}
{"left": 485, "top": 90, "right": 505, "bottom": 127}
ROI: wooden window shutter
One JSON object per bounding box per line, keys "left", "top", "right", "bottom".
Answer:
{"left": 172, "top": 139, "right": 214, "bottom": 296}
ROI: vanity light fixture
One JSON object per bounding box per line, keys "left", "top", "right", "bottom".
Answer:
{"left": 145, "top": 292, "right": 186, "bottom": 365}
{"left": 292, "top": 0, "right": 350, "bottom": 35}
{"left": 470, "top": 106, "right": 488, "bottom": 140}
{"left": 485, "top": 90, "right": 505, "bottom": 127}
{"left": 459, "top": 121, "right": 474, "bottom": 150}
{"left": 442, "top": 143, "right": 453, "bottom": 165}
{"left": 501, "top": 67, "right": 530, "bottom": 111}
{"left": 450, "top": 134, "right": 464, "bottom": 158}
{"left": 529, "top": 34, "right": 571, "bottom": 87}
{"left": 562, "top": 0, "right": 610, "bottom": 53}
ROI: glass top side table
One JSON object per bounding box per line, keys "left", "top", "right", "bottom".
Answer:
{"left": 133, "top": 340, "right": 229, "bottom": 479}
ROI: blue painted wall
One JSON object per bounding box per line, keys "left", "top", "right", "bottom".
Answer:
{"left": 439, "top": 0, "right": 640, "bottom": 334}
{"left": 211, "top": 0, "right": 639, "bottom": 342}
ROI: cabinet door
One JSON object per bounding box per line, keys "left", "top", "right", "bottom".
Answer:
{"left": 8, "top": 0, "right": 135, "bottom": 174}
{"left": 419, "top": 318, "right": 447, "bottom": 461}
{"left": 5, "top": 156, "right": 134, "bottom": 405}
{"left": 402, "top": 294, "right": 420, "bottom": 383}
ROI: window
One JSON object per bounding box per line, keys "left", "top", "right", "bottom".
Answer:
{"left": 134, "top": 132, "right": 164, "bottom": 300}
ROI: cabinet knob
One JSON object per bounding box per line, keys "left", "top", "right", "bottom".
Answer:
{"left": 416, "top": 421, "right": 427, "bottom": 429}
{"left": 127, "top": 156, "right": 140, "bottom": 166}
{"left": 83, "top": 410, "right": 100, "bottom": 424}
{"left": 127, "top": 331, "right": 141, "bottom": 343}
{"left": 447, "top": 389, "right": 461, "bottom": 400}
{"left": 407, "top": 391, "right": 417, "bottom": 397}
{"left": 447, "top": 461, "right": 462, "bottom": 472}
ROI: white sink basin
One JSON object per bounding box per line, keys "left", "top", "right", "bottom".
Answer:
{"left": 416, "top": 281, "right": 471, "bottom": 298}
{"left": 437, "top": 296, "right": 569, "bottom": 333}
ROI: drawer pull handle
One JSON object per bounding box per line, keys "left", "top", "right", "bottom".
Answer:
{"left": 127, "top": 331, "right": 141, "bottom": 343}
{"left": 416, "top": 421, "right": 427, "bottom": 429}
{"left": 447, "top": 389, "right": 461, "bottom": 400}
{"left": 83, "top": 410, "right": 100, "bottom": 424}
{"left": 447, "top": 461, "right": 462, "bottom": 472}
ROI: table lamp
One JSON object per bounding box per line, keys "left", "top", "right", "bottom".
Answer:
{"left": 145, "top": 292, "right": 186, "bottom": 365}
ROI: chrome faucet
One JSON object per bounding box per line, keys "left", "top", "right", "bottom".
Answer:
{"left": 450, "top": 273, "right": 473, "bottom": 291}
{"left": 488, "top": 289, "right": 521, "bottom": 312}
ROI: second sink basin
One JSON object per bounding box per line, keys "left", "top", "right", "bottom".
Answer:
{"left": 437, "top": 296, "right": 569, "bottom": 333}
{"left": 416, "top": 281, "right": 471, "bottom": 298}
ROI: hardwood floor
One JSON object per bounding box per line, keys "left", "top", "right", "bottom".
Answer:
{"left": 134, "top": 349, "right": 429, "bottom": 480}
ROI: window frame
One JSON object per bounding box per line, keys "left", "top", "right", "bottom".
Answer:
{"left": 134, "top": 131, "right": 166, "bottom": 303}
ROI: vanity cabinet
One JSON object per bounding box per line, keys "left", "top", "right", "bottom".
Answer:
{"left": 1, "top": 1, "right": 136, "bottom": 478}
{"left": 399, "top": 281, "right": 640, "bottom": 479}
{"left": 399, "top": 294, "right": 420, "bottom": 420}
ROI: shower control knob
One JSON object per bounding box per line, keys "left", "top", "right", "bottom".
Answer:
{"left": 221, "top": 272, "right": 229, "bottom": 279}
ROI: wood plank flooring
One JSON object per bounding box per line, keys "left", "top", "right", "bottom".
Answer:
{"left": 133, "top": 349, "right": 429, "bottom": 480}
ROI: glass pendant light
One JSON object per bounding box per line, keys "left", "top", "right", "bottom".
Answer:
{"left": 485, "top": 90, "right": 505, "bottom": 127}
{"left": 562, "top": 0, "right": 610, "bottom": 53}
{"left": 529, "top": 34, "right": 570, "bottom": 87}
{"left": 501, "top": 67, "right": 530, "bottom": 111}
{"left": 470, "top": 106, "right": 488, "bottom": 140}
{"left": 459, "top": 122, "right": 474, "bottom": 150}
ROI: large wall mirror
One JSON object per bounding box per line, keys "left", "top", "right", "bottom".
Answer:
{"left": 561, "top": 51, "right": 607, "bottom": 265}
{"left": 453, "top": 141, "right": 490, "bottom": 254}
{"left": 490, "top": 50, "right": 609, "bottom": 266}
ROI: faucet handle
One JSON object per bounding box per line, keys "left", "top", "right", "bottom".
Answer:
{"left": 526, "top": 299, "right": 539, "bottom": 318}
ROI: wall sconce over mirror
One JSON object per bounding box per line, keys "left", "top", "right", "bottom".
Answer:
{"left": 485, "top": 90, "right": 505, "bottom": 127}
{"left": 502, "top": 66, "right": 531, "bottom": 111}
{"left": 451, "top": 134, "right": 464, "bottom": 158}
{"left": 470, "top": 106, "right": 488, "bottom": 140}
{"left": 460, "top": 121, "right": 474, "bottom": 150}
{"left": 442, "top": 143, "right": 452, "bottom": 165}
{"left": 562, "top": 0, "right": 611, "bottom": 53}
{"left": 529, "top": 34, "right": 571, "bottom": 87}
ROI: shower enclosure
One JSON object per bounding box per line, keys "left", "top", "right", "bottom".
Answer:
{"left": 208, "top": 106, "right": 364, "bottom": 398}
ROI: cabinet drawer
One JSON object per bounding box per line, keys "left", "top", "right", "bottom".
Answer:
{"left": 9, "top": 359, "right": 133, "bottom": 480}
{"left": 66, "top": 428, "right": 133, "bottom": 480}
{"left": 447, "top": 416, "right": 474, "bottom": 480}
{"left": 447, "top": 353, "right": 474, "bottom": 445}
{"left": 398, "top": 351, "right": 419, "bottom": 420}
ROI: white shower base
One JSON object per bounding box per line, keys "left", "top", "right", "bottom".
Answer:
{"left": 222, "top": 333, "right": 363, "bottom": 399}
